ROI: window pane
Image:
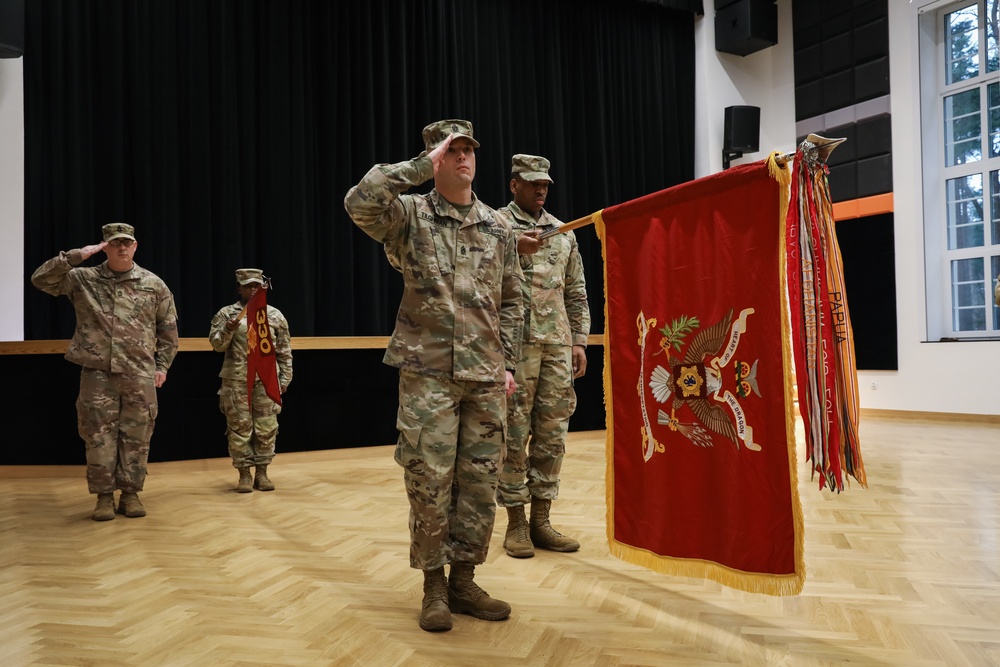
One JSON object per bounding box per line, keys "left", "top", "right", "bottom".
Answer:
{"left": 992, "top": 255, "right": 1000, "bottom": 329}
{"left": 947, "top": 173, "right": 985, "bottom": 249}
{"left": 952, "top": 257, "right": 986, "bottom": 331}
{"left": 944, "top": 89, "right": 982, "bottom": 165}
{"left": 991, "top": 0, "right": 1000, "bottom": 72}
{"left": 990, "top": 83, "right": 1000, "bottom": 156}
{"left": 991, "top": 170, "right": 1000, "bottom": 244}
{"left": 958, "top": 281, "right": 985, "bottom": 304}
{"left": 947, "top": 4, "right": 980, "bottom": 84}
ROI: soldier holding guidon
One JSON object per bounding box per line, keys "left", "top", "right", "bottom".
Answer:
{"left": 209, "top": 268, "right": 292, "bottom": 493}
{"left": 495, "top": 154, "right": 591, "bottom": 558}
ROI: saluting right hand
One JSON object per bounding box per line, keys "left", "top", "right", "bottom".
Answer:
{"left": 80, "top": 241, "right": 107, "bottom": 259}
{"left": 427, "top": 134, "right": 454, "bottom": 175}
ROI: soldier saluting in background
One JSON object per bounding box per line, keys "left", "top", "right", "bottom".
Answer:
{"left": 31, "top": 223, "right": 179, "bottom": 521}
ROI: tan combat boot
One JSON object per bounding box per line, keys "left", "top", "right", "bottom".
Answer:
{"left": 447, "top": 562, "right": 511, "bottom": 621}
{"left": 254, "top": 465, "right": 275, "bottom": 491}
{"left": 418, "top": 567, "right": 452, "bottom": 632}
{"left": 237, "top": 467, "right": 253, "bottom": 493}
{"left": 530, "top": 498, "right": 579, "bottom": 552}
{"left": 117, "top": 492, "right": 147, "bottom": 518}
{"left": 92, "top": 493, "right": 115, "bottom": 521}
{"left": 503, "top": 506, "right": 534, "bottom": 558}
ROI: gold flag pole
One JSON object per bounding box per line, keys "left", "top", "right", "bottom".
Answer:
{"left": 537, "top": 211, "right": 602, "bottom": 240}
{"left": 537, "top": 136, "right": 845, "bottom": 241}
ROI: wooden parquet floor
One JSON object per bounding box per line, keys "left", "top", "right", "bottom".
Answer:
{"left": 1, "top": 414, "right": 998, "bottom": 666}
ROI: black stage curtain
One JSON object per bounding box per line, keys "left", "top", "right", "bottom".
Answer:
{"left": 23, "top": 0, "right": 697, "bottom": 340}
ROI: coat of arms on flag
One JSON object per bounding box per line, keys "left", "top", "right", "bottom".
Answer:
{"left": 638, "top": 306, "right": 762, "bottom": 459}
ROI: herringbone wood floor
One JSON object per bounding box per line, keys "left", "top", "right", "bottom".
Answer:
{"left": 1, "top": 414, "right": 998, "bottom": 666}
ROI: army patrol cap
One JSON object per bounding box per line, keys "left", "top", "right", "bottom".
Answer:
{"left": 235, "top": 268, "right": 265, "bottom": 286}
{"left": 102, "top": 222, "right": 136, "bottom": 242}
{"left": 511, "top": 154, "right": 553, "bottom": 183}
{"left": 422, "top": 119, "right": 481, "bottom": 153}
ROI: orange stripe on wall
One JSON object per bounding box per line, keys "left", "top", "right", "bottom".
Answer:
{"left": 832, "top": 193, "right": 894, "bottom": 221}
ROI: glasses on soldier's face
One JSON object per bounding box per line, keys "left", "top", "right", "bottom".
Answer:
{"left": 108, "top": 238, "right": 134, "bottom": 248}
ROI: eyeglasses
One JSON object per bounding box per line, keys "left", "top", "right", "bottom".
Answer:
{"left": 108, "top": 238, "right": 134, "bottom": 248}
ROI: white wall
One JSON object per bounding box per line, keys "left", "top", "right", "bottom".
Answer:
{"left": 694, "top": 0, "right": 797, "bottom": 178}
{"left": 0, "top": 57, "right": 24, "bottom": 342}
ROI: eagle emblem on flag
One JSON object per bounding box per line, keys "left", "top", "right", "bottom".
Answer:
{"left": 637, "top": 306, "right": 762, "bottom": 460}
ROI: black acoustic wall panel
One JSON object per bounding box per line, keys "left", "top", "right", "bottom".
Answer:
{"left": 857, "top": 155, "right": 893, "bottom": 198}
{"left": 792, "top": 0, "right": 889, "bottom": 120}
{"left": 855, "top": 115, "right": 892, "bottom": 157}
{"left": 801, "top": 114, "right": 892, "bottom": 203}
{"left": 0, "top": 0, "right": 24, "bottom": 58}
{"left": 827, "top": 162, "right": 859, "bottom": 201}
{"left": 855, "top": 56, "right": 890, "bottom": 102}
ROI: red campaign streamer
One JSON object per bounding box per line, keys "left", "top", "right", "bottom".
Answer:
{"left": 812, "top": 169, "right": 865, "bottom": 488}
{"left": 245, "top": 285, "right": 282, "bottom": 408}
{"left": 785, "top": 142, "right": 865, "bottom": 492}
{"left": 785, "top": 155, "right": 825, "bottom": 484}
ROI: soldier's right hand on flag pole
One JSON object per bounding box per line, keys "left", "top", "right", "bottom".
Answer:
{"left": 517, "top": 230, "right": 541, "bottom": 255}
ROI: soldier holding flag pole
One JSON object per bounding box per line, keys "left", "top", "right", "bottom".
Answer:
{"left": 209, "top": 269, "right": 293, "bottom": 493}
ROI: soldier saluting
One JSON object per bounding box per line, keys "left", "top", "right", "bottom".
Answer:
{"left": 345, "top": 119, "right": 524, "bottom": 632}
{"left": 32, "top": 223, "right": 179, "bottom": 521}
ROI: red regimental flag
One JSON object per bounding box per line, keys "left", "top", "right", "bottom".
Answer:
{"left": 246, "top": 286, "right": 282, "bottom": 407}
{"left": 598, "top": 160, "right": 804, "bottom": 595}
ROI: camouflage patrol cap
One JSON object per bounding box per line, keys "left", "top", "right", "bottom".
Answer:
{"left": 511, "top": 154, "right": 553, "bottom": 183}
{"left": 422, "top": 119, "right": 481, "bottom": 153}
{"left": 235, "top": 268, "right": 265, "bottom": 285}
{"left": 102, "top": 222, "right": 136, "bottom": 242}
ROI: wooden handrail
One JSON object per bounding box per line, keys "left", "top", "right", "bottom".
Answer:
{"left": 0, "top": 334, "right": 606, "bottom": 355}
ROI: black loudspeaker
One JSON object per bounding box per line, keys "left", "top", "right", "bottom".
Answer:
{"left": 715, "top": 0, "right": 778, "bottom": 57}
{"left": 0, "top": 0, "right": 25, "bottom": 59}
{"left": 723, "top": 105, "right": 760, "bottom": 169}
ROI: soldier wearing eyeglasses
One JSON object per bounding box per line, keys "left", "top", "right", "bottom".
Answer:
{"left": 31, "top": 222, "right": 179, "bottom": 522}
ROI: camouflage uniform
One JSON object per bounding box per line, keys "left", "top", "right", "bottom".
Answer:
{"left": 31, "top": 226, "right": 179, "bottom": 496}
{"left": 495, "top": 166, "right": 590, "bottom": 509}
{"left": 208, "top": 279, "right": 292, "bottom": 470}
{"left": 344, "top": 125, "right": 523, "bottom": 571}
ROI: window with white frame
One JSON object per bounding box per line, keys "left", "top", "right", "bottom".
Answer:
{"left": 923, "top": 0, "right": 1000, "bottom": 338}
